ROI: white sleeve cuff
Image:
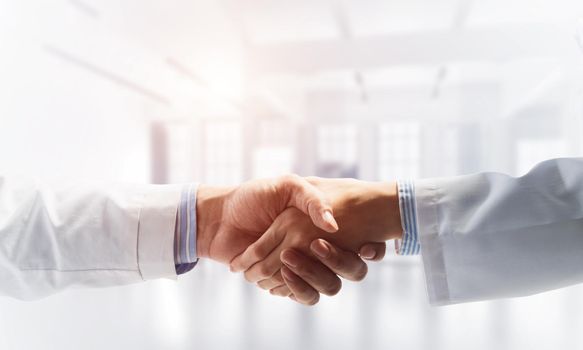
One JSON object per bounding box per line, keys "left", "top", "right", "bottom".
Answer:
{"left": 414, "top": 178, "right": 452, "bottom": 306}
{"left": 137, "top": 184, "right": 183, "bottom": 281}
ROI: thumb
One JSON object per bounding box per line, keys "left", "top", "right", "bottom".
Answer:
{"left": 278, "top": 175, "right": 339, "bottom": 233}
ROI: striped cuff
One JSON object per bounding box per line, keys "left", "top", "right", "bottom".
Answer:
{"left": 174, "top": 183, "right": 200, "bottom": 275}
{"left": 395, "top": 180, "right": 421, "bottom": 255}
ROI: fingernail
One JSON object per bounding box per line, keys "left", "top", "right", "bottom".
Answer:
{"left": 311, "top": 239, "right": 331, "bottom": 259}
{"left": 360, "top": 247, "right": 376, "bottom": 260}
{"left": 281, "top": 250, "right": 299, "bottom": 268}
{"left": 322, "top": 210, "right": 339, "bottom": 231}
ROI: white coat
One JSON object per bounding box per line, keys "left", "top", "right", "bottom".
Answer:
{"left": 417, "top": 158, "right": 583, "bottom": 305}
{"left": 0, "top": 177, "right": 181, "bottom": 300}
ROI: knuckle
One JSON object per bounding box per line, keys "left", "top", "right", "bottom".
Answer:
{"left": 305, "top": 198, "right": 319, "bottom": 213}
{"left": 290, "top": 257, "right": 313, "bottom": 277}
{"left": 267, "top": 230, "right": 283, "bottom": 246}
{"left": 250, "top": 246, "right": 266, "bottom": 261}
{"left": 327, "top": 253, "right": 345, "bottom": 271}
{"left": 273, "top": 271, "right": 284, "bottom": 283}
{"left": 257, "top": 264, "right": 274, "bottom": 279}
{"left": 279, "top": 174, "right": 300, "bottom": 188}
{"left": 249, "top": 249, "right": 261, "bottom": 262}
{"left": 303, "top": 264, "right": 318, "bottom": 278}
{"left": 290, "top": 236, "right": 309, "bottom": 249}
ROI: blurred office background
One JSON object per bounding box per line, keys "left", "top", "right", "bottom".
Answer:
{"left": 1, "top": 0, "right": 583, "bottom": 349}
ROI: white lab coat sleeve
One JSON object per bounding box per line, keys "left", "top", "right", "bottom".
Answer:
{"left": 0, "top": 176, "right": 182, "bottom": 300}
{"left": 416, "top": 158, "right": 583, "bottom": 305}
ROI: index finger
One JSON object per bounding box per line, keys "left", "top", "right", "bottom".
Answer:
{"left": 229, "top": 224, "right": 285, "bottom": 273}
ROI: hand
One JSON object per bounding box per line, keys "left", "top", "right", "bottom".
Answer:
{"left": 195, "top": 175, "right": 339, "bottom": 264}
{"left": 263, "top": 240, "right": 387, "bottom": 305}
{"left": 230, "top": 177, "right": 403, "bottom": 304}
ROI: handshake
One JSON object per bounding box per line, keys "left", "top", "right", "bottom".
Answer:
{"left": 195, "top": 175, "right": 403, "bottom": 305}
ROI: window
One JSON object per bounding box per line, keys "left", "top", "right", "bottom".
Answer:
{"left": 317, "top": 124, "right": 358, "bottom": 177}
{"left": 439, "top": 127, "right": 459, "bottom": 177}
{"left": 378, "top": 122, "right": 420, "bottom": 180}
{"left": 204, "top": 121, "right": 243, "bottom": 185}
{"left": 150, "top": 121, "right": 196, "bottom": 184}
{"left": 251, "top": 120, "right": 295, "bottom": 178}
{"left": 317, "top": 124, "right": 357, "bottom": 164}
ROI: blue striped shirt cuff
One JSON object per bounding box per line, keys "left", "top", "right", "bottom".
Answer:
{"left": 395, "top": 180, "right": 421, "bottom": 255}
{"left": 174, "top": 183, "right": 199, "bottom": 275}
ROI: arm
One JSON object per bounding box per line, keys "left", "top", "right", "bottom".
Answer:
{"left": 0, "top": 177, "right": 182, "bottom": 300}
{"left": 416, "top": 157, "right": 583, "bottom": 305}
{"left": 0, "top": 175, "right": 336, "bottom": 300}
{"left": 292, "top": 158, "right": 583, "bottom": 305}
{"left": 236, "top": 159, "right": 583, "bottom": 306}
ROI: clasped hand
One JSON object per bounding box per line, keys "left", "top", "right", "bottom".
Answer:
{"left": 196, "top": 175, "right": 402, "bottom": 305}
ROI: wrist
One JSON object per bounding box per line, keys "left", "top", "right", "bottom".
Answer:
{"left": 318, "top": 179, "right": 402, "bottom": 243}
{"left": 195, "top": 185, "right": 233, "bottom": 259}
{"left": 359, "top": 181, "right": 403, "bottom": 241}
{"left": 377, "top": 181, "right": 403, "bottom": 240}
